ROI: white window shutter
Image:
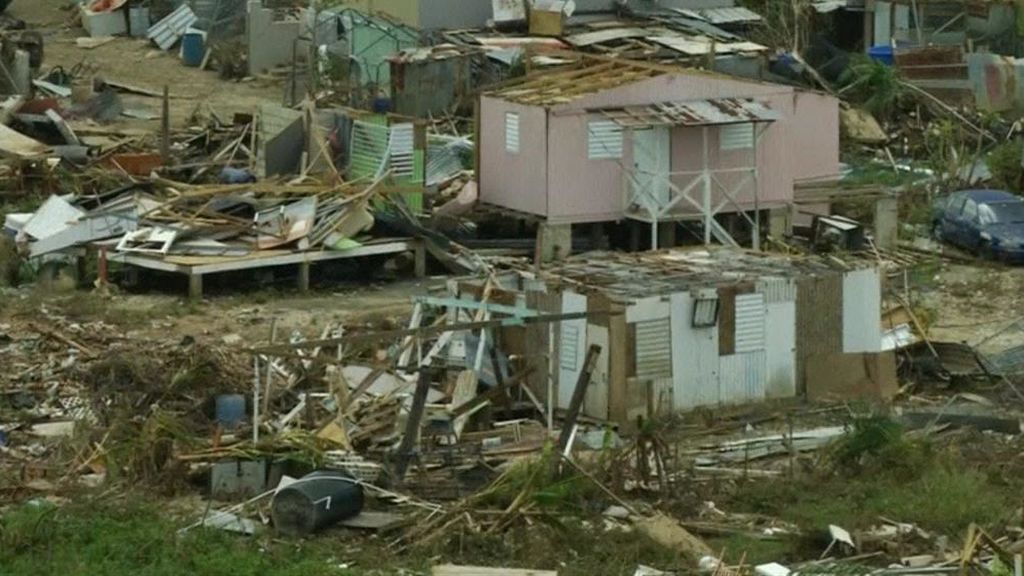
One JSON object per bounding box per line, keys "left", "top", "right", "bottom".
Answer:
{"left": 505, "top": 112, "right": 520, "bottom": 153}
{"left": 720, "top": 123, "right": 755, "bottom": 151}
{"left": 588, "top": 119, "right": 623, "bottom": 159}
{"left": 388, "top": 123, "right": 415, "bottom": 178}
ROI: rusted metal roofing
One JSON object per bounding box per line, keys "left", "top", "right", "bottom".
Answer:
{"left": 597, "top": 98, "right": 780, "bottom": 128}
{"left": 687, "top": 6, "right": 763, "bottom": 25}
{"left": 488, "top": 59, "right": 669, "bottom": 106}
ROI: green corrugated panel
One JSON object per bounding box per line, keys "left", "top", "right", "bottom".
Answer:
{"left": 349, "top": 119, "right": 389, "bottom": 181}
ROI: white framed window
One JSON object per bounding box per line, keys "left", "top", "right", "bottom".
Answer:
{"left": 692, "top": 297, "right": 720, "bottom": 328}
{"left": 505, "top": 112, "right": 520, "bottom": 153}
{"left": 587, "top": 119, "right": 623, "bottom": 159}
{"left": 720, "top": 123, "right": 755, "bottom": 151}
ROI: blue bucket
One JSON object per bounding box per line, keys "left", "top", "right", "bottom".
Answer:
{"left": 868, "top": 45, "right": 894, "bottom": 65}
{"left": 215, "top": 394, "right": 246, "bottom": 428}
{"left": 181, "top": 30, "right": 206, "bottom": 67}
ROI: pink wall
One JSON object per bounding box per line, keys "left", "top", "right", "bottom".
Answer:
{"left": 546, "top": 112, "right": 633, "bottom": 224}
{"left": 790, "top": 91, "right": 841, "bottom": 183}
{"left": 478, "top": 72, "right": 841, "bottom": 224}
{"left": 479, "top": 96, "right": 548, "bottom": 217}
{"left": 668, "top": 92, "right": 795, "bottom": 216}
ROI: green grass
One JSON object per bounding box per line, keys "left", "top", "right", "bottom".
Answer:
{"left": 0, "top": 500, "right": 362, "bottom": 576}
{"left": 0, "top": 497, "right": 685, "bottom": 576}
{"left": 706, "top": 535, "right": 797, "bottom": 566}
{"left": 732, "top": 451, "right": 1009, "bottom": 538}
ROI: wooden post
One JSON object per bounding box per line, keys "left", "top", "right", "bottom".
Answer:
{"left": 413, "top": 240, "right": 426, "bottom": 278}
{"left": 160, "top": 84, "right": 170, "bottom": 162}
{"left": 556, "top": 344, "right": 602, "bottom": 455}
{"left": 393, "top": 369, "right": 433, "bottom": 480}
{"left": 297, "top": 261, "right": 310, "bottom": 292}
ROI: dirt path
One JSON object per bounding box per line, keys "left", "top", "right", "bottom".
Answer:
{"left": 9, "top": 0, "right": 284, "bottom": 131}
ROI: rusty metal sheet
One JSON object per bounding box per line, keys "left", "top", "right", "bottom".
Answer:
{"left": 599, "top": 98, "right": 779, "bottom": 128}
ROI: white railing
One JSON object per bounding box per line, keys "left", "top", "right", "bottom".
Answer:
{"left": 623, "top": 166, "right": 760, "bottom": 249}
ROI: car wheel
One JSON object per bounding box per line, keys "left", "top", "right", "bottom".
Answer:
{"left": 979, "top": 242, "right": 998, "bottom": 262}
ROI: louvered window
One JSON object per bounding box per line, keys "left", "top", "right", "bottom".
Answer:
{"left": 720, "top": 123, "right": 754, "bottom": 151}
{"left": 505, "top": 112, "right": 520, "bottom": 153}
{"left": 588, "top": 119, "right": 623, "bottom": 159}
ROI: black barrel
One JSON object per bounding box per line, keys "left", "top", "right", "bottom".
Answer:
{"left": 271, "top": 470, "right": 364, "bottom": 535}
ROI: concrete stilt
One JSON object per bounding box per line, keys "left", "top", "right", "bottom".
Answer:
{"left": 538, "top": 222, "right": 572, "bottom": 262}
{"left": 874, "top": 195, "right": 899, "bottom": 249}
{"left": 188, "top": 274, "right": 203, "bottom": 301}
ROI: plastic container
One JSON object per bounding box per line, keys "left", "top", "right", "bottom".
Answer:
{"left": 181, "top": 29, "right": 206, "bottom": 67}
{"left": 215, "top": 394, "right": 246, "bottom": 428}
{"left": 868, "top": 45, "right": 894, "bottom": 65}
{"left": 271, "top": 471, "right": 364, "bottom": 535}
{"left": 129, "top": 7, "right": 150, "bottom": 38}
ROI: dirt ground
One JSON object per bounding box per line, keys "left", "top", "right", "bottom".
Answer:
{"left": 916, "top": 262, "right": 1024, "bottom": 355}
{"left": 9, "top": 0, "right": 285, "bottom": 131}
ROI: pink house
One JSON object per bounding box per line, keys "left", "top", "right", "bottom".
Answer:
{"left": 477, "top": 56, "right": 841, "bottom": 251}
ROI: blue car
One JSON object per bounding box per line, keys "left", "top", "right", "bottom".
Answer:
{"left": 932, "top": 189, "right": 1024, "bottom": 262}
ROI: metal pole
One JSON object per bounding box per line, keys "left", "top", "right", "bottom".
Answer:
{"left": 252, "top": 355, "right": 261, "bottom": 444}
{"left": 753, "top": 123, "right": 761, "bottom": 251}
{"left": 702, "top": 126, "right": 711, "bottom": 245}
{"left": 160, "top": 85, "right": 170, "bottom": 162}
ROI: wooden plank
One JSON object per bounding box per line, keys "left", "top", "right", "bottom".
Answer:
{"left": 338, "top": 511, "right": 407, "bottom": 531}
{"left": 556, "top": 344, "right": 602, "bottom": 453}
{"left": 0, "top": 123, "right": 49, "bottom": 159}
{"left": 432, "top": 565, "right": 557, "bottom": 576}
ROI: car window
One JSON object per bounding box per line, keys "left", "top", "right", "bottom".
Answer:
{"left": 946, "top": 195, "right": 967, "bottom": 217}
{"left": 985, "top": 201, "right": 1024, "bottom": 224}
{"left": 963, "top": 199, "right": 979, "bottom": 223}
{"left": 979, "top": 204, "right": 997, "bottom": 225}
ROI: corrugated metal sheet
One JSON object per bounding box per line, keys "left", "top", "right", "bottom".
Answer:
{"left": 719, "top": 351, "right": 767, "bottom": 404}
{"left": 426, "top": 135, "right": 472, "bottom": 187}
{"left": 587, "top": 119, "right": 623, "bottom": 159}
{"left": 735, "top": 293, "right": 766, "bottom": 353}
{"left": 148, "top": 4, "right": 197, "bottom": 51}
{"left": 636, "top": 318, "right": 672, "bottom": 379}
{"left": 757, "top": 277, "right": 797, "bottom": 304}
{"left": 842, "top": 268, "right": 882, "bottom": 353}
{"left": 600, "top": 98, "right": 780, "bottom": 129}
{"left": 671, "top": 291, "right": 719, "bottom": 410}
{"left": 697, "top": 7, "right": 763, "bottom": 25}
{"left": 349, "top": 119, "right": 389, "bottom": 180}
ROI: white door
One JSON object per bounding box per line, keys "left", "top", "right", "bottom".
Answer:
{"left": 670, "top": 292, "right": 720, "bottom": 410}
{"left": 585, "top": 325, "right": 609, "bottom": 420}
{"left": 632, "top": 127, "right": 671, "bottom": 210}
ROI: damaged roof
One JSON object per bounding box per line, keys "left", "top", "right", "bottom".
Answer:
{"left": 597, "top": 98, "right": 780, "bottom": 128}
{"left": 531, "top": 248, "right": 872, "bottom": 301}
{"left": 486, "top": 54, "right": 737, "bottom": 107}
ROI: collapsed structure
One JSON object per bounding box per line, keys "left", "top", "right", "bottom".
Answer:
{"left": 458, "top": 248, "right": 892, "bottom": 427}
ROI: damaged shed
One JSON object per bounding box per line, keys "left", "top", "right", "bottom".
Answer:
{"left": 458, "top": 248, "right": 894, "bottom": 427}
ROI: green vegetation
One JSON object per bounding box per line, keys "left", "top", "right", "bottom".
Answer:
{"left": 839, "top": 56, "right": 906, "bottom": 120}
{"left": 987, "top": 140, "right": 1024, "bottom": 193}
{"left": 731, "top": 415, "right": 1011, "bottom": 538}
{"left": 0, "top": 500, "right": 362, "bottom": 576}
{"left": 0, "top": 497, "right": 682, "bottom": 576}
